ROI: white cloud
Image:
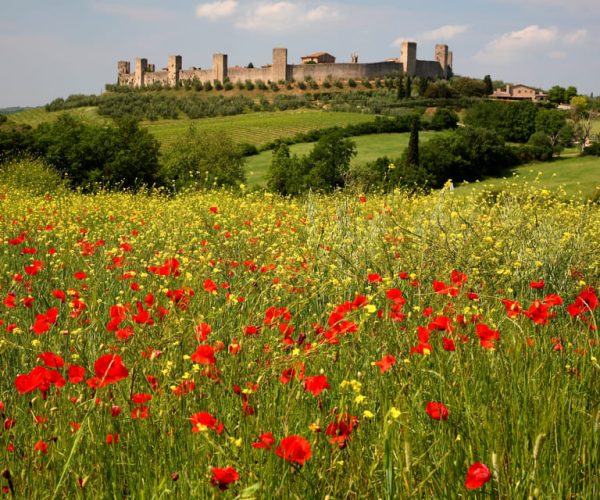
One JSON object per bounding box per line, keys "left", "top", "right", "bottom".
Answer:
{"left": 236, "top": 2, "right": 339, "bottom": 32}
{"left": 196, "top": 1, "right": 238, "bottom": 21}
{"left": 563, "top": 29, "right": 588, "bottom": 45}
{"left": 93, "top": 2, "right": 172, "bottom": 22}
{"left": 419, "top": 24, "right": 469, "bottom": 41}
{"left": 474, "top": 25, "right": 558, "bottom": 64}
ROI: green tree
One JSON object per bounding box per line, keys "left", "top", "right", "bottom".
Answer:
{"left": 547, "top": 85, "right": 566, "bottom": 105}
{"left": 267, "top": 143, "right": 307, "bottom": 196}
{"left": 306, "top": 132, "right": 356, "bottom": 192}
{"left": 535, "top": 108, "right": 567, "bottom": 151}
{"left": 406, "top": 116, "right": 420, "bottom": 167}
{"left": 405, "top": 76, "right": 412, "bottom": 99}
{"left": 483, "top": 75, "right": 493, "bottom": 96}
{"left": 103, "top": 117, "right": 161, "bottom": 188}
{"left": 564, "top": 86, "right": 578, "bottom": 103}
{"left": 162, "top": 126, "right": 245, "bottom": 191}
{"left": 429, "top": 108, "right": 459, "bottom": 130}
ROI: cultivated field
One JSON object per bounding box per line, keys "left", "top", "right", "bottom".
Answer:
{"left": 0, "top": 181, "right": 598, "bottom": 498}
{"left": 144, "top": 110, "right": 374, "bottom": 148}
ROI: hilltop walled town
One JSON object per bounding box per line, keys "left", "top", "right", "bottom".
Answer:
{"left": 117, "top": 42, "right": 453, "bottom": 88}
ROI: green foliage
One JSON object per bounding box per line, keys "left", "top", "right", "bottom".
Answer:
{"left": 547, "top": 85, "right": 566, "bottom": 105}
{"left": 465, "top": 101, "right": 540, "bottom": 142}
{"left": 406, "top": 117, "right": 420, "bottom": 167}
{"left": 267, "top": 132, "right": 356, "bottom": 195}
{"left": 449, "top": 76, "right": 487, "bottom": 97}
{"left": 582, "top": 142, "right": 600, "bottom": 156}
{"left": 483, "top": 75, "right": 493, "bottom": 96}
{"left": 416, "top": 127, "right": 517, "bottom": 187}
{"left": 535, "top": 108, "right": 567, "bottom": 151}
{"left": 0, "top": 114, "right": 7, "bottom": 125}
{"left": 429, "top": 108, "right": 459, "bottom": 131}
{"left": 162, "top": 126, "right": 246, "bottom": 191}
{"left": 0, "top": 157, "right": 68, "bottom": 195}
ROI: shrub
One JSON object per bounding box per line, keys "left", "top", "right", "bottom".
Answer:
{"left": 429, "top": 108, "right": 459, "bottom": 131}
{"left": 348, "top": 79, "right": 357, "bottom": 88}
{"left": 0, "top": 157, "right": 68, "bottom": 195}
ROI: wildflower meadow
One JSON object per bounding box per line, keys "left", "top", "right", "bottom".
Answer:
{"left": 0, "top": 183, "right": 598, "bottom": 498}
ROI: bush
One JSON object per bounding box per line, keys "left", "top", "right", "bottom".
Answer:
{"left": 203, "top": 81, "right": 213, "bottom": 91}
{"left": 429, "top": 108, "right": 459, "bottom": 131}
{"left": 0, "top": 157, "right": 68, "bottom": 195}
{"left": 0, "top": 115, "right": 7, "bottom": 125}
{"left": 582, "top": 142, "right": 600, "bottom": 156}
{"left": 245, "top": 80, "right": 255, "bottom": 91}
{"left": 161, "top": 127, "right": 246, "bottom": 191}
{"left": 348, "top": 79, "right": 357, "bottom": 88}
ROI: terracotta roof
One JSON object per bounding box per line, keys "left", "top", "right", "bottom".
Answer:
{"left": 302, "top": 52, "right": 332, "bottom": 58}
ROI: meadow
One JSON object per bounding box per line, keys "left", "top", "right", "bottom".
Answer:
{"left": 0, "top": 178, "right": 598, "bottom": 498}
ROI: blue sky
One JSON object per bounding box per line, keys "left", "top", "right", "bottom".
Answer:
{"left": 1, "top": 0, "right": 598, "bottom": 107}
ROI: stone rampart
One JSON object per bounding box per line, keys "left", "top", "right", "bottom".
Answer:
{"left": 290, "top": 62, "right": 402, "bottom": 83}
{"left": 116, "top": 42, "right": 451, "bottom": 88}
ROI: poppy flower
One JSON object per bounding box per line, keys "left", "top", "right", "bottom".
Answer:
{"left": 68, "top": 365, "right": 85, "bottom": 384}
{"left": 425, "top": 402, "right": 449, "bottom": 421}
{"left": 92, "top": 354, "right": 129, "bottom": 387}
{"left": 190, "top": 411, "right": 224, "bottom": 434}
{"left": 38, "top": 351, "right": 64, "bottom": 368}
{"left": 276, "top": 435, "right": 312, "bottom": 465}
{"left": 303, "top": 375, "right": 330, "bottom": 396}
{"left": 211, "top": 466, "right": 239, "bottom": 490}
{"left": 368, "top": 273, "right": 383, "bottom": 283}
{"left": 530, "top": 280, "right": 545, "bottom": 290}
{"left": 251, "top": 432, "right": 275, "bottom": 449}
{"left": 476, "top": 323, "right": 500, "bottom": 349}
{"left": 465, "top": 462, "right": 491, "bottom": 489}
{"left": 374, "top": 354, "right": 396, "bottom": 374}
{"left": 191, "top": 344, "right": 216, "bottom": 365}
{"left": 34, "top": 440, "right": 48, "bottom": 454}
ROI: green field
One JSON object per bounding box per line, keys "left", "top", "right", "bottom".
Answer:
{"left": 245, "top": 131, "right": 444, "bottom": 186}
{"left": 456, "top": 155, "right": 600, "bottom": 198}
{"left": 8, "top": 106, "right": 110, "bottom": 127}
{"left": 144, "top": 110, "right": 375, "bottom": 148}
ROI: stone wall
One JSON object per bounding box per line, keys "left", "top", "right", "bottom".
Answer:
{"left": 117, "top": 42, "right": 452, "bottom": 88}
{"left": 290, "top": 62, "right": 402, "bottom": 83}
{"left": 415, "top": 60, "right": 445, "bottom": 80}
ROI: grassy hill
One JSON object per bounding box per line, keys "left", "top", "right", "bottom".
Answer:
{"left": 143, "top": 110, "right": 375, "bottom": 149}
{"left": 455, "top": 155, "right": 600, "bottom": 199}
{"left": 245, "top": 131, "right": 445, "bottom": 187}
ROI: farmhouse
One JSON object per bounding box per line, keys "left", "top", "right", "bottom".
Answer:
{"left": 301, "top": 52, "right": 336, "bottom": 64}
{"left": 492, "top": 84, "right": 547, "bottom": 102}
{"left": 117, "top": 41, "right": 453, "bottom": 88}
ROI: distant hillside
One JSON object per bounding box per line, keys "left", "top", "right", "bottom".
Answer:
{"left": 0, "top": 107, "right": 31, "bottom": 115}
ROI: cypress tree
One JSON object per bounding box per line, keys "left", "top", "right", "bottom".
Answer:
{"left": 396, "top": 78, "right": 405, "bottom": 100}
{"left": 405, "top": 75, "right": 412, "bottom": 99}
{"left": 483, "top": 75, "right": 493, "bottom": 95}
{"left": 406, "top": 116, "right": 419, "bottom": 167}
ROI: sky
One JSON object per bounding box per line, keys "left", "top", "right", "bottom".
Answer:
{"left": 1, "top": 0, "right": 599, "bottom": 107}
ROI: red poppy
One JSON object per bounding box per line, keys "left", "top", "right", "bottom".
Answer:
{"left": 34, "top": 440, "right": 48, "bottom": 454}
{"left": 501, "top": 299, "right": 522, "bottom": 318}
{"left": 15, "top": 366, "right": 66, "bottom": 397}
{"left": 190, "top": 411, "right": 224, "bottom": 434}
{"left": 428, "top": 315, "right": 454, "bottom": 332}
{"left": 567, "top": 287, "right": 598, "bottom": 317}
{"left": 530, "top": 280, "right": 545, "bottom": 290}
{"left": 74, "top": 271, "right": 87, "bottom": 280}
{"left": 106, "top": 433, "right": 119, "bottom": 444}
{"left": 203, "top": 279, "right": 218, "bottom": 294}
{"left": 276, "top": 435, "right": 312, "bottom": 465}
{"left": 523, "top": 300, "right": 552, "bottom": 326}
{"left": 326, "top": 413, "right": 359, "bottom": 448}
{"left": 367, "top": 273, "right": 383, "bottom": 283}
{"left": 251, "top": 432, "right": 275, "bottom": 449}
{"left": 375, "top": 354, "right": 396, "bottom": 374}
{"left": 38, "top": 351, "right": 64, "bottom": 368}
{"left": 425, "top": 402, "right": 449, "bottom": 421}
{"left": 191, "top": 344, "right": 216, "bottom": 365}
{"left": 465, "top": 462, "right": 491, "bottom": 489}
{"left": 303, "top": 375, "right": 330, "bottom": 396}
{"left": 92, "top": 354, "right": 129, "bottom": 387}
{"left": 476, "top": 323, "right": 500, "bottom": 349}
{"left": 442, "top": 336, "right": 456, "bottom": 351}
{"left": 68, "top": 365, "right": 85, "bottom": 384}
{"left": 211, "top": 466, "right": 239, "bottom": 490}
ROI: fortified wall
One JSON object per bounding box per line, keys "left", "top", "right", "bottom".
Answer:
{"left": 117, "top": 42, "right": 453, "bottom": 88}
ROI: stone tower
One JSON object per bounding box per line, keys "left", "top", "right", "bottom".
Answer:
{"left": 212, "top": 54, "right": 228, "bottom": 82}
{"left": 401, "top": 41, "right": 417, "bottom": 77}
{"left": 272, "top": 48, "right": 288, "bottom": 82}
{"left": 118, "top": 61, "right": 130, "bottom": 75}
{"left": 135, "top": 58, "right": 147, "bottom": 88}
{"left": 168, "top": 55, "right": 182, "bottom": 87}
{"left": 435, "top": 44, "right": 449, "bottom": 79}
